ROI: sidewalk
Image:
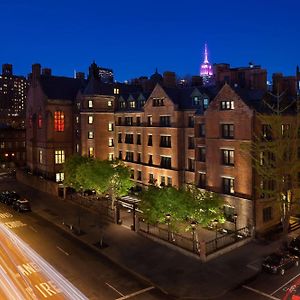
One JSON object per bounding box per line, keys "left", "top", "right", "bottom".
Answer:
{"left": 15, "top": 181, "right": 283, "bottom": 299}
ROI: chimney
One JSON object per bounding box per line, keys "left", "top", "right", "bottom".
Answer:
{"left": 163, "top": 71, "right": 176, "bottom": 87}
{"left": 42, "top": 68, "right": 52, "bottom": 76}
{"left": 76, "top": 72, "right": 85, "bottom": 79}
{"left": 191, "top": 76, "right": 203, "bottom": 87}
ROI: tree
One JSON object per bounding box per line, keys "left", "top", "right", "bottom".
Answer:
{"left": 243, "top": 91, "right": 300, "bottom": 241}
{"left": 139, "top": 185, "right": 225, "bottom": 229}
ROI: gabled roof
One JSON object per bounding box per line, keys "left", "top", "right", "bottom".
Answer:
{"left": 40, "top": 75, "right": 86, "bottom": 101}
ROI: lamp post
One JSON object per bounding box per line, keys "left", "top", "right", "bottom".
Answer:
{"left": 233, "top": 213, "right": 238, "bottom": 240}
{"left": 213, "top": 219, "right": 218, "bottom": 248}
{"left": 165, "top": 213, "right": 171, "bottom": 241}
{"left": 191, "top": 221, "right": 197, "bottom": 253}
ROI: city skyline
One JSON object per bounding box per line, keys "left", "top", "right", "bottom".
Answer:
{"left": 1, "top": 0, "right": 299, "bottom": 81}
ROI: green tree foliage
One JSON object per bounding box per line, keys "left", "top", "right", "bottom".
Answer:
{"left": 139, "top": 185, "right": 225, "bottom": 228}
{"left": 63, "top": 156, "right": 134, "bottom": 205}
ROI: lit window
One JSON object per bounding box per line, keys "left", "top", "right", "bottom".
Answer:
{"left": 108, "top": 122, "right": 114, "bottom": 131}
{"left": 88, "top": 115, "right": 93, "bottom": 124}
{"left": 108, "top": 100, "right": 113, "bottom": 107}
{"left": 76, "top": 144, "right": 79, "bottom": 153}
{"left": 76, "top": 116, "right": 79, "bottom": 123}
{"left": 114, "top": 88, "right": 119, "bottom": 95}
{"left": 88, "top": 131, "right": 94, "bottom": 139}
{"left": 38, "top": 113, "right": 42, "bottom": 129}
{"left": 108, "top": 153, "right": 114, "bottom": 161}
{"left": 55, "top": 150, "right": 65, "bottom": 164}
{"left": 39, "top": 150, "right": 43, "bottom": 163}
{"left": 129, "top": 101, "right": 136, "bottom": 108}
{"left": 88, "top": 147, "right": 94, "bottom": 158}
{"left": 108, "top": 138, "right": 114, "bottom": 147}
{"left": 54, "top": 111, "right": 65, "bottom": 132}
{"left": 220, "top": 100, "right": 234, "bottom": 110}
{"left": 56, "top": 172, "right": 64, "bottom": 183}
{"left": 88, "top": 100, "right": 93, "bottom": 108}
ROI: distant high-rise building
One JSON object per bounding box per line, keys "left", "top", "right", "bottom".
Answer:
{"left": 200, "top": 43, "right": 213, "bottom": 85}
{"left": 0, "top": 64, "right": 28, "bottom": 127}
{"left": 88, "top": 62, "right": 114, "bottom": 83}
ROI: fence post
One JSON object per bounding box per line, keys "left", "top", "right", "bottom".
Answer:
{"left": 200, "top": 240, "right": 206, "bottom": 262}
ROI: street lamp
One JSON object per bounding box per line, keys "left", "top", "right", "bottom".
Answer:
{"left": 233, "top": 213, "right": 238, "bottom": 240}
{"left": 191, "top": 221, "right": 197, "bottom": 252}
{"left": 165, "top": 213, "right": 171, "bottom": 241}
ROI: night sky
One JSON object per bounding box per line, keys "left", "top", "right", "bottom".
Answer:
{"left": 1, "top": 0, "right": 299, "bottom": 81}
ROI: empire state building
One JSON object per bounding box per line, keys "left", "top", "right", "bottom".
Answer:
{"left": 200, "top": 43, "right": 213, "bottom": 85}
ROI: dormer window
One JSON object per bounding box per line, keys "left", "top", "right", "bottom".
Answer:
{"left": 114, "top": 88, "right": 120, "bottom": 95}
{"left": 120, "top": 101, "right": 126, "bottom": 109}
{"left": 220, "top": 100, "right": 234, "bottom": 110}
{"left": 129, "top": 101, "right": 136, "bottom": 108}
{"left": 153, "top": 98, "right": 164, "bottom": 107}
{"left": 193, "top": 96, "right": 201, "bottom": 106}
{"left": 203, "top": 98, "right": 209, "bottom": 109}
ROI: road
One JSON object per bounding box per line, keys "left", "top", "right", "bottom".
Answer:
{"left": 0, "top": 176, "right": 173, "bottom": 300}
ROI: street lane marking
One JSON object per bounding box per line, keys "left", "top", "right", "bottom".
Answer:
{"left": 4, "top": 220, "right": 26, "bottom": 229}
{"left": 105, "top": 282, "right": 124, "bottom": 296}
{"left": 271, "top": 272, "right": 300, "bottom": 295}
{"left": 29, "top": 225, "right": 37, "bottom": 232}
{"left": 56, "top": 246, "right": 70, "bottom": 256}
{"left": 116, "top": 286, "right": 155, "bottom": 300}
{"left": 242, "top": 285, "right": 280, "bottom": 300}
{"left": 0, "top": 212, "right": 13, "bottom": 219}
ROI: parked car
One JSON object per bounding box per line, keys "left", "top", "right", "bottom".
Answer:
{"left": 262, "top": 252, "right": 299, "bottom": 275}
{"left": 12, "top": 198, "right": 31, "bottom": 212}
{"left": 3, "top": 191, "right": 20, "bottom": 205}
{"left": 0, "top": 191, "right": 10, "bottom": 203}
{"left": 288, "top": 237, "right": 300, "bottom": 256}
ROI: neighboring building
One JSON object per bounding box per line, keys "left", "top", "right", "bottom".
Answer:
{"left": 0, "top": 125, "right": 26, "bottom": 168}
{"left": 88, "top": 61, "right": 114, "bottom": 83}
{"left": 200, "top": 43, "right": 213, "bottom": 85}
{"left": 213, "top": 62, "right": 267, "bottom": 91}
{"left": 26, "top": 64, "right": 86, "bottom": 182}
{"left": 0, "top": 64, "right": 28, "bottom": 128}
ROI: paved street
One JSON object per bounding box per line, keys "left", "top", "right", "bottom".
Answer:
{"left": 0, "top": 177, "right": 173, "bottom": 300}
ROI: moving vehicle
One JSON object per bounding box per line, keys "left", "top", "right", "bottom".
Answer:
{"left": 262, "top": 252, "right": 299, "bottom": 275}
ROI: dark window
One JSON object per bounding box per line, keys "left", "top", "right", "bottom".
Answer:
{"left": 130, "top": 169, "right": 134, "bottom": 179}
{"left": 222, "top": 149, "right": 234, "bottom": 166}
{"left": 136, "top": 134, "right": 141, "bottom": 145}
{"left": 281, "top": 124, "right": 290, "bottom": 138}
{"left": 160, "top": 136, "right": 171, "bottom": 148}
{"left": 136, "top": 117, "right": 141, "bottom": 126}
{"left": 199, "top": 124, "right": 205, "bottom": 137}
{"left": 124, "top": 117, "right": 133, "bottom": 126}
{"left": 198, "top": 147, "right": 206, "bottom": 162}
{"left": 153, "top": 98, "right": 164, "bottom": 106}
{"left": 160, "top": 116, "right": 170, "bottom": 127}
{"left": 262, "top": 124, "right": 272, "bottom": 141}
{"left": 263, "top": 207, "right": 272, "bottom": 222}
{"left": 120, "top": 101, "right": 126, "bottom": 109}
{"left": 222, "top": 178, "right": 234, "bottom": 195}
{"left": 188, "top": 158, "right": 195, "bottom": 171}
{"left": 149, "top": 173, "right": 154, "bottom": 184}
{"left": 188, "top": 136, "right": 195, "bottom": 149}
{"left": 220, "top": 100, "right": 234, "bottom": 110}
{"left": 137, "top": 171, "right": 142, "bottom": 181}
{"left": 125, "top": 151, "right": 134, "bottom": 162}
{"left": 148, "top": 116, "right": 152, "bottom": 126}
{"left": 148, "top": 135, "right": 153, "bottom": 146}
{"left": 198, "top": 173, "right": 206, "bottom": 188}
{"left": 224, "top": 205, "right": 235, "bottom": 222}
{"left": 118, "top": 117, "right": 122, "bottom": 125}
{"left": 221, "top": 124, "right": 234, "bottom": 139}
{"left": 148, "top": 155, "right": 153, "bottom": 165}
{"left": 188, "top": 116, "right": 194, "bottom": 128}
{"left": 260, "top": 179, "right": 275, "bottom": 198}
{"left": 118, "top": 151, "right": 122, "bottom": 160}
{"left": 137, "top": 153, "right": 141, "bottom": 163}
{"left": 160, "top": 176, "right": 165, "bottom": 186}
{"left": 118, "top": 133, "right": 122, "bottom": 143}
{"left": 160, "top": 156, "right": 171, "bottom": 169}
{"left": 125, "top": 134, "right": 134, "bottom": 144}
{"left": 167, "top": 177, "right": 172, "bottom": 186}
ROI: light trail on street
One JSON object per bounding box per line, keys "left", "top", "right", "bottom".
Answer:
{"left": 0, "top": 223, "right": 88, "bottom": 299}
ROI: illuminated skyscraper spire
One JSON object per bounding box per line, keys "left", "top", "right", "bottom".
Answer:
{"left": 200, "top": 43, "right": 213, "bottom": 85}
